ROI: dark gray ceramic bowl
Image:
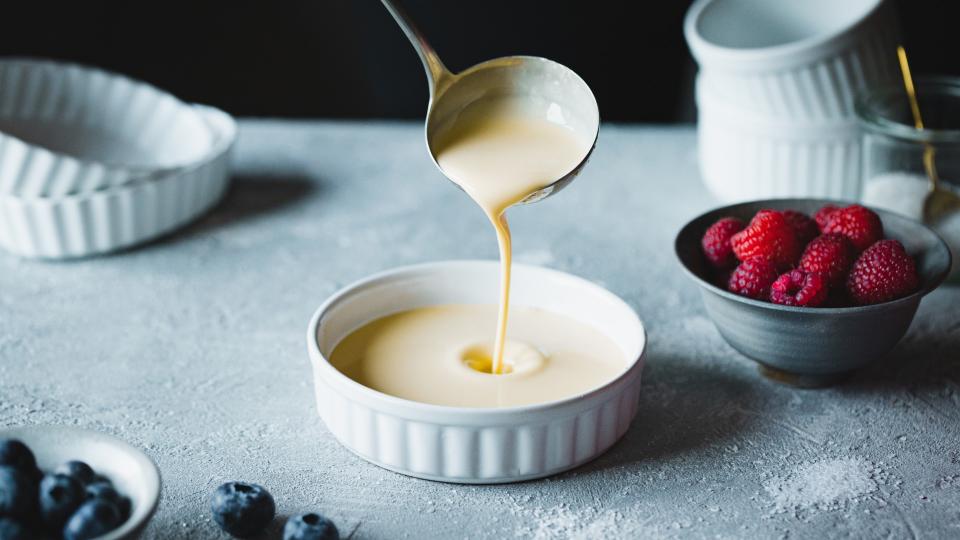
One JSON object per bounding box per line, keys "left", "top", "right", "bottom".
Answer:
{"left": 675, "top": 199, "right": 952, "bottom": 387}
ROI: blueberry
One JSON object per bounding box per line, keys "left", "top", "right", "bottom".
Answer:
{"left": 62, "top": 499, "right": 120, "bottom": 540}
{"left": 84, "top": 480, "right": 131, "bottom": 523}
{"left": 0, "top": 466, "right": 37, "bottom": 519}
{"left": 85, "top": 481, "right": 120, "bottom": 503}
{"left": 0, "top": 517, "right": 30, "bottom": 540}
{"left": 55, "top": 461, "right": 95, "bottom": 486}
{"left": 283, "top": 513, "right": 340, "bottom": 540}
{"left": 89, "top": 474, "right": 111, "bottom": 487}
{"left": 0, "top": 441, "right": 36, "bottom": 474}
{"left": 38, "top": 473, "right": 84, "bottom": 529}
{"left": 210, "top": 482, "right": 275, "bottom": 538}
{"left": 116, "top": 495, "right": 132, "bottom": 522}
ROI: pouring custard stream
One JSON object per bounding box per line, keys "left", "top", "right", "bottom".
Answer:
{"left": 433, "top": 95, "right": 592, "bottom": 374}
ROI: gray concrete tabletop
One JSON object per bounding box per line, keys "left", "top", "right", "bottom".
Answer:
{"left": 2, "top": 120, "right": 959, "bottom": 539}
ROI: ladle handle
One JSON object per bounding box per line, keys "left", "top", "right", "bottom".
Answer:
{"left": 380, "top": 0, "right": 452, "bottom": 100}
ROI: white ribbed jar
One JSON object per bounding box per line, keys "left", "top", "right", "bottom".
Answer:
{"left": 307, "top": 261, "right": 646, "bottom": 484}
{"left": 685, "top": 0, "right": 899, "bottom": 122}
{"left": 696, "top": 76, "right": 862, "bottom": 201}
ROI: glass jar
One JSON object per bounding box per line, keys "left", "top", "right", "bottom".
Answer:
{"left": 856, "top": 76, "right": 960, "bottom": 281}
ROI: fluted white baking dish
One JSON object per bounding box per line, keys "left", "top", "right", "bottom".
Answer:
{"left": 0, "top": 104, "right": 234, "bottom": 259}
{"left": 0, "top": 58, "right": 215, "bottom": 197}
{"left": 685, "top": 0, "right": 899, "bottom": 121}
{"left": 307, "top": 261, "right": 646, "bottom": 484}
{"left": 696, "top": 76, "right": 862, "bottom": 201}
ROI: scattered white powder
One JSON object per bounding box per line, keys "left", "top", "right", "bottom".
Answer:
{"left": 513, "top": 504, "right": 641, "bottom": 540}
{"left": 862, "top": 171, "right": 960, "bottom": 278}
{"left": 763, "top": 457, "right": 881, "bottom": 513}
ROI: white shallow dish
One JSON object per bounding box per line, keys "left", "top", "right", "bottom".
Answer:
{"left": 307, "top": 261, "right": 646, "bottom": 484}
{"left": 0, "top": 104, "right": 234, "bottom": 259}
{"left": 0, "top": 425, "right": 161, "bottom": 539}
{"left": 696, "top": 76, "right": 862, "bottom": 201}
{"left": 685, "top": 0, "right": 899, "bottom": 121}
{"left": 0, "top": 58, "right": 215, "bottom": 197}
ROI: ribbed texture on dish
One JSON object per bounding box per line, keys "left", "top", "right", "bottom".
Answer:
{"left": 0, "top": 106, "right": 234, "bottom": 259}
{"left": 312, "top": 371, "right": 642, "bottom": 483}
{"left": 699, "top": 16, "right": 899, "bottom": 121}
{"left": 0, "top": 135, "right": 130, "bottom": 199}
{"left": 0, "top": 58, "right": 214, "bottom": 196}
{"left": 687, "top": 0, "right": 899, "bottom": 201}
{"left": 697, "top": 112, "right": 862, "bottom": 201}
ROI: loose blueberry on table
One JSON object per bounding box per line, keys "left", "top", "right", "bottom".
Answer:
{"left": 210, "top": 481, "right": 276, "bottom": 538}
{"left": 284, "top": 512, "right": 340, "bottom": 540}
{"left": 701, "top": 204, "right": 920, "bottom": 307}
{"left": 0, "top": 438, "right": 132, "bottom": 540}
{"left": 209, "top": 481, "right": 343, "bottom": 539}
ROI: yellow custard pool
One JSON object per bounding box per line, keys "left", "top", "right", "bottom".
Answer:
{"left": 329, "top": 304, "right": 626, "bottom": 408}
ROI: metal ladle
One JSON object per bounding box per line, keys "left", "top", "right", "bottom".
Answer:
{"left": 380, "top": 0, "right": 600, "bottom": 204}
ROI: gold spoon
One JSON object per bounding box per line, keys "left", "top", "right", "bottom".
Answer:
{"left": 896, "top": 45, "right": 960, "bottom": 223}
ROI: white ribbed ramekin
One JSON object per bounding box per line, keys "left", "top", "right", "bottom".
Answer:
{"left": 696, "top": 76, "right": 862, "bottom": 202}
{"left": 307, "top": 261, "right": 646, "bottom": 484}
{"left": 0, "top": 58, "right": 215, "bottom": 197}
{"left": 685, "top": 0, "right": 899, "bottom": 121}
{"left": 0, "top": 105, "right": 234, "bottom": 259}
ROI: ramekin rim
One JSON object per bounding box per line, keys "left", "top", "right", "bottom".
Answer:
{"left": 0, "top": 57, "right": 218, "bottom": 175}
{"left": 0, "top": 104, "right": 236, "bottom": 203}
{"left": 684, "top": 0, "right": 887, "bottom": 68}
{"left": 305, "top": 260, "right": 647, "bottom": 418}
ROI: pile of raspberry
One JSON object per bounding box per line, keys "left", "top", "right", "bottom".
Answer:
{"left": 700, "top": 204, "right": 920, "bottom": 307}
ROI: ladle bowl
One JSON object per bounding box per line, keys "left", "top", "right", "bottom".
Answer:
{"left": 382, "top": 1, "right": 600, "bottom": 205}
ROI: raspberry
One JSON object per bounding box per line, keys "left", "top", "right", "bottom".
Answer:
{"left": 822, "top": 204, "right": 883, "bottom": 251}
{"left": 799, "top": 234, "right": 856, "bottom": 287}
{"left": 769, "top": 269, "right": 829, "bottom": 307}
{"left": 814, "top": 205, "right": 840, "bottom": 231}
{"left": 846, "top": 239, "right": 919, "bottom": 305}
{"left": 783, "top": 210, "right": 819, "bottom": 246}
{"left": 731, "top": 210, "right": 801, "bottom": 268}
{"left": 701, "top": 217, "right": 745, "bottom": 269}
{"left": 728, "top": 258, "right": 779, "bottom": 299}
